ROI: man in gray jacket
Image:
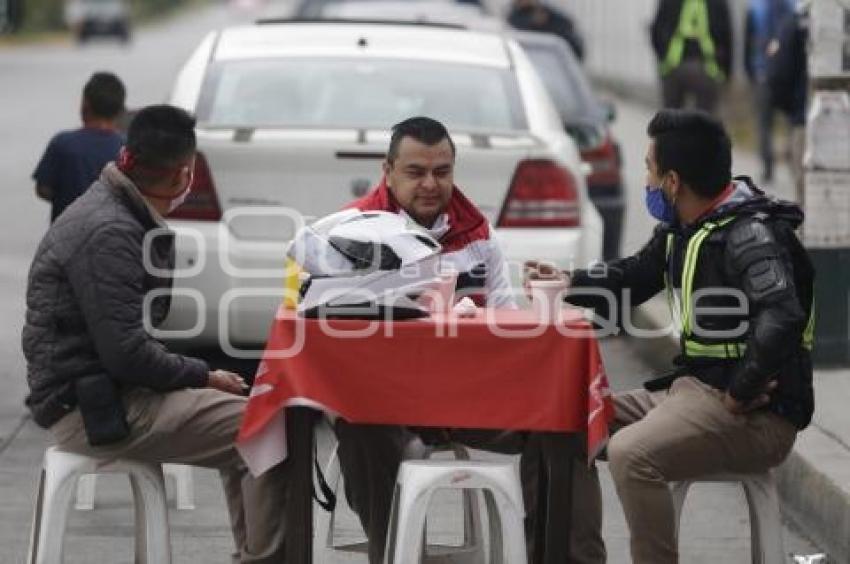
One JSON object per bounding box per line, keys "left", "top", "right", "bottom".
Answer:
{"left": 22, "top": 105, "right": 288, "bottom": 563}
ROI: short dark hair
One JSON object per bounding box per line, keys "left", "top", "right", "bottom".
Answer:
{"left": 387, "top": 116, "right": 456, "bottom": 163}
{"left": 647, "top": 109, "right": 731, "bottom": 199}
{"left": 83, "top": 72, "right": 126, "bottom": 120}
{"left": 126, "top": 105, "right": 196, "bottom": 177}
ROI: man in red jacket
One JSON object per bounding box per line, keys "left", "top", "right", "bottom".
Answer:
{"left": 335, "top": 116, "right": 605, "bottom": 564}
{"left": 347, "top": 117, "right": 515, "bottom": 309}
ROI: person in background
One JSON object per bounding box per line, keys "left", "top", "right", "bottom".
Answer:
{"left": 507, "top": 0, "right": 585, "bottom": 60}
{"left": 33, "top": 71, "right": 126, "bottom": 222}
{"left": 745, "top": 0, "right": 795, "bottom": 184}
{"left": 651, "top": 0, "right": 732, "bottom": 115}
{"left": 765, "top": 1, "right": 810, "bottom": 203}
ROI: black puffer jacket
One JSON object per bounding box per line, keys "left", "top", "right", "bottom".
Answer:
{"left": 22, "top": 164, "right": 208, "bottom": 429}
{"left": 567, "top": 178, "right": 815, "bottom": 429}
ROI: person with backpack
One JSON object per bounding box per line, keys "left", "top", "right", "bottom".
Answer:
{"left": 527, "top": 109, "right": 815, "bottom": 564}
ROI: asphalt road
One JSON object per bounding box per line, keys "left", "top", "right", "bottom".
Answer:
{"left": 0, "top": 2, "right": 822, "bottom": 561}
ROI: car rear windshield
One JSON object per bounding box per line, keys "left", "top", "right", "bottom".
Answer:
{"left": 195, "top": 58, "right": 527, "bottom": 131}
{"left": 520, "top": 43, "right": 599, "bottom": 121}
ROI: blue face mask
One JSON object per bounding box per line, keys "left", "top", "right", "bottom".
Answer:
{"left": 645, "top": 184, "right": 676, "bottom": 223}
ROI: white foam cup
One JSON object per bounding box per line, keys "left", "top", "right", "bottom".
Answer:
{"left": 427, "top": 270, "right": 458, "bottom": 314}
{"left": 528, "top": 279, "right": 568, "bottom": 322}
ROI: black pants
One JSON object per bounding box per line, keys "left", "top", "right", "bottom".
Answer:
{"left": 754, "top": 79, "right": 777, "bottom": 181}
{"left": 660, "top": 59, "right": 722, "bottom": 115}
{"left": 334, "top": 421, "right": 606, "bottom": 564}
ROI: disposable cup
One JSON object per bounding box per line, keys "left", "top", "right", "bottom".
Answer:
{"left": 528, "top": 279, "right": 568, "bottom": 323}
{"left": 425, "top": 271, "right": 458, "bottom": 314}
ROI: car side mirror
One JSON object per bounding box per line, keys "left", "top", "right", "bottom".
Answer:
{"left": 600, "top": 100, "right": 616, "bottom": 123}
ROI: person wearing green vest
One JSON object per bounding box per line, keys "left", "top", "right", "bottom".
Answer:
{"left": 651, "top": 0, "right": 733, "bottom": 114}
{"left": 526, "top": 109, "right": 815, "bottom": 563}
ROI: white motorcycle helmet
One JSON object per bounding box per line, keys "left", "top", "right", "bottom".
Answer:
{"left": 287, "top": 210, "right": 443, "bottom": 318}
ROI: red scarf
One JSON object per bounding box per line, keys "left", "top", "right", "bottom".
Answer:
{"left": 695, "top": 182, "right": 735, "bottom": 222}
{"left": 346, "top": 177, "right": 491, "bottom": 253}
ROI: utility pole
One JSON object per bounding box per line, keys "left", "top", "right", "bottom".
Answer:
{"left": 806, "top": 0, "right": 850, "bottom": 365}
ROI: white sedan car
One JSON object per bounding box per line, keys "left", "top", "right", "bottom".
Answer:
{"left": 163, "top": 20, "right": 603, "bottom": 352}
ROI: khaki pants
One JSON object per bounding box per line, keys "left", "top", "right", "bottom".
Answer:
{"left": 50, "top": 387, "right": 289, "bottom": 564}
{"left": 607, "top": 376, "right": 797, "bottom": 564}
{"left": 335, "top": 422, "right": 606, "bottom": 564}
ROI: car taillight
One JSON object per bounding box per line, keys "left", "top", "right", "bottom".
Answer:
{"left": 581, "top": 135, "right": 622, "bottom": 188}
{"left": 497, "top": 159, "right": 580, "bottom": 228}
{"left": 170, "top": 151, "right": 222, "bottom": 221}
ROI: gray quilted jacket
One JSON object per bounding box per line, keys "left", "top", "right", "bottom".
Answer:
{"left": 22, "top": 163, "right": 209, "bottom": 429}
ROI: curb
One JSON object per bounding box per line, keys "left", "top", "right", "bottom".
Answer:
{"left": 778, "top": 429, "right": 850, "bottom": 563}
{"left": 634, "top": 299, "right": 850, "bottom": 562}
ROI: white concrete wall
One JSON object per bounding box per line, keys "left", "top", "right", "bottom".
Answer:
{"left": 569, "top": 0, "right": 659, "bottom": 95}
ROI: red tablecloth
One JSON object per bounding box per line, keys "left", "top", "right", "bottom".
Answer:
{"left": 237, "top": 307, "right": 614, "bottom": 476}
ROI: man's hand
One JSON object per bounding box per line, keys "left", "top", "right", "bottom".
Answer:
{"left": 523, "top": 260, "right": 568, "bottom": 282}
{"left": 723, "top": 380, "right": 778, "bottom": 415}
{"left": 208, "top": 369, "right": 249, "bottom": 395}
{"left": 523, "top": 260, "right": 569, "bottom": 298}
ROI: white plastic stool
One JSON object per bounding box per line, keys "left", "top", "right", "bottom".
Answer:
{"left": 384, "top": 460, "right": 527, "bottom": 564}
{"left": 671, "top": 471, "right": 784, "bottom": 564}
{"left": 76, "top": 463, "right": 195, "bottom": 510}
{"left": 27, "top": 446, "right": 172, "bottom": 564}
{"left": 315, "top": 443, "right": 486, "bottom": 563}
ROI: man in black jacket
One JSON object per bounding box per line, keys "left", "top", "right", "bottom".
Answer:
{"left": 528, "top": 109, "right": 814, "bottom": 564}
{"left": 507, "top": 0, "right": 584, "bottom": 60}
{"left": 651, "top": 0, "right": 733, "bottom": 114}
{"left": 22, "top": 105, "right": 288, "bottom": 563}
